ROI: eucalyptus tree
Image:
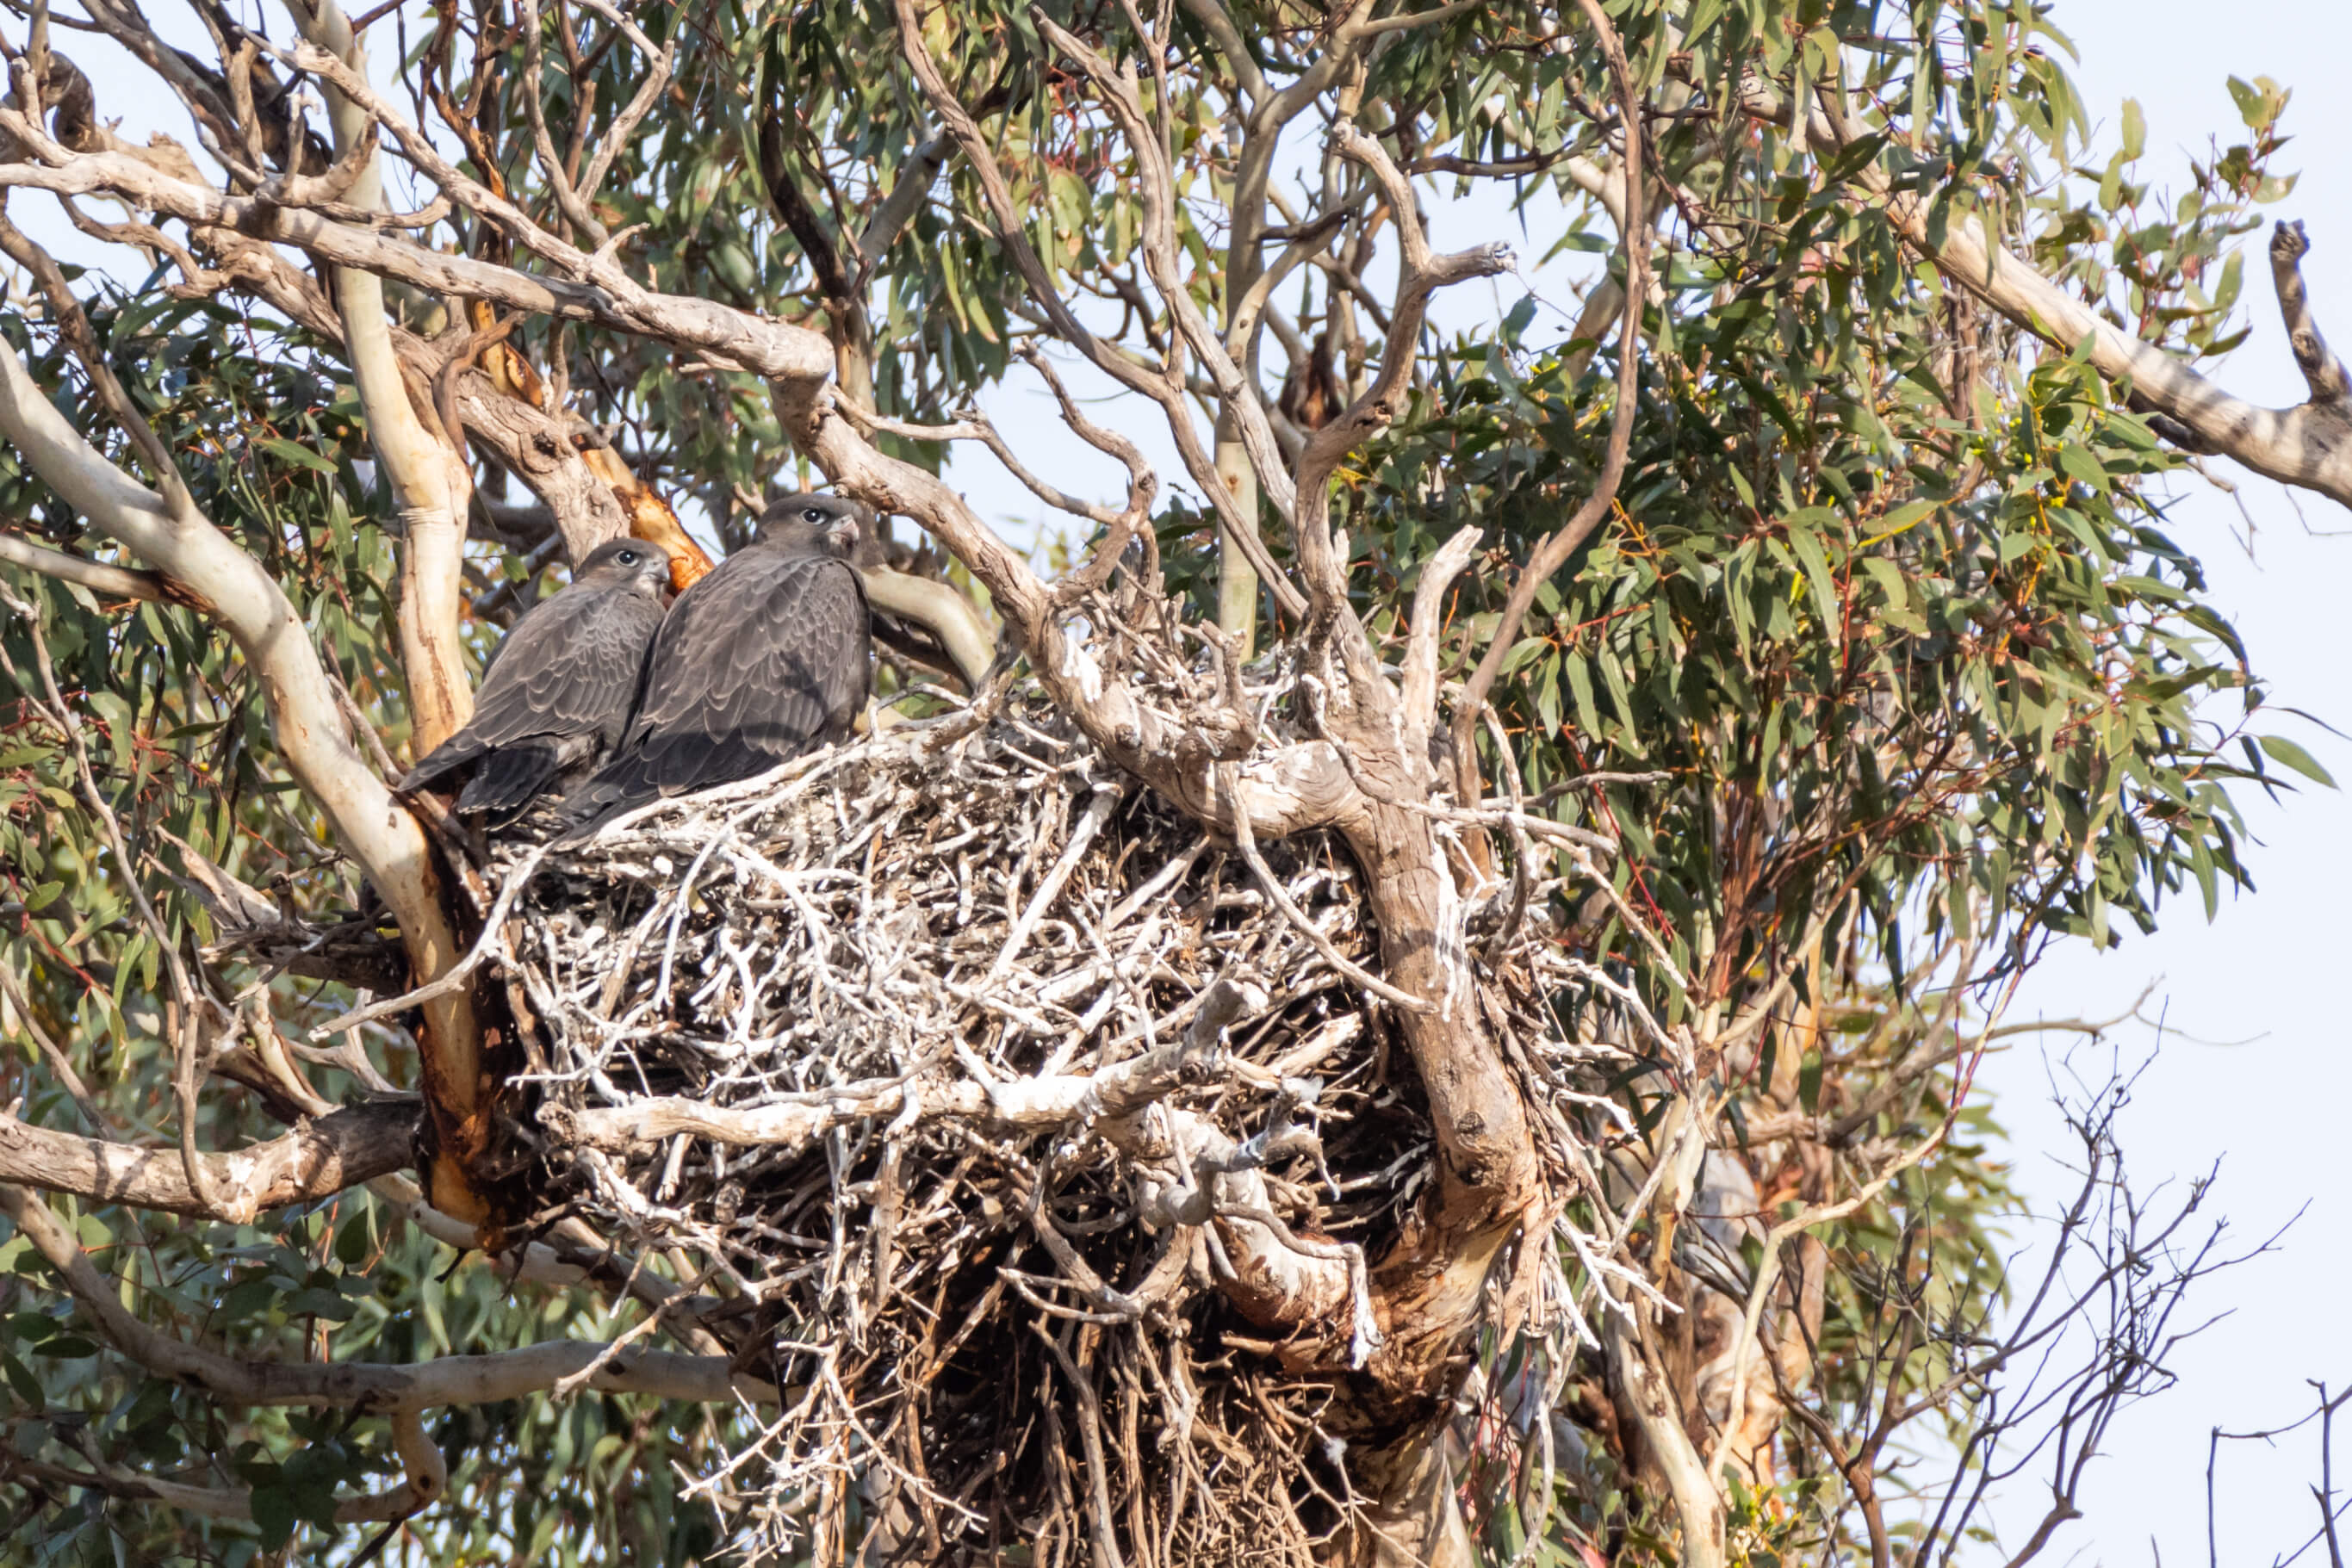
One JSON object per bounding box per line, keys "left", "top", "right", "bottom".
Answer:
{"left": 0, "top": 0, "right": 2329, "bottom": 1563}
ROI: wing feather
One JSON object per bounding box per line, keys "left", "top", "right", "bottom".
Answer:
{"left": 560, "top": 548, "right": 869, "bottom": 831}
{"left": 397, "top": 581, "right": 665, "bottom": 812}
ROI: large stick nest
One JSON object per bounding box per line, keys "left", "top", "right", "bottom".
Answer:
{"left": 497, "top": 687, "right": 1625, "bottom": 1563}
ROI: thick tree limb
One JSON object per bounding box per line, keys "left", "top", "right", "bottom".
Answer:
{"left": 0, "top": 529, "right": 174, "bottom": 604}
{"left": 0, "top": 1097, "right": 414, "bottom": 1222}
{"left": 457, "top": 376, "right": 630, "bottom": 561}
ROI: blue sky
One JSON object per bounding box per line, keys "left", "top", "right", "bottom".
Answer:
{"left": 1965, "top": 2, "right": 2352, "bottom": 1559}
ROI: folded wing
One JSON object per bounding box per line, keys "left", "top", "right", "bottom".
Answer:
{"left": 399, "top": 584, "right": 665, "bottom": 821}
{"left": 557, "top": 548, "right": 869, "bottom": 834}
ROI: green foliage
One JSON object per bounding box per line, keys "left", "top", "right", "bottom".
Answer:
{"left": 0, "top": 271, "right": 733, "bottom": 1568}
{"left": 0, "top": 0, "right": 2329, "bottom": 1559}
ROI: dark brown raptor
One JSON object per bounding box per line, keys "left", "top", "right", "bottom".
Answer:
{"left": 555, "top": 493, "right": 872, "bottom": 839}
{"left": 397, "top": 538, "right": 672, "bottom": 826}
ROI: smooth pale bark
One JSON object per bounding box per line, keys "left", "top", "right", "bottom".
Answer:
{"left": 1608, "top": 1310, "right": 1728, "bottom": 1568}
{"left": 0, "top": 152, "right": 834, "bottom": 381}
{"left": 0, "top": 530, "right": 172, "bottom": 603}
{"left": 858, "top": 567, "right": 996, "bottom": 691}
{"left": 1767, "top": 80, "right": 2352, "bottom": 509}
{"left": 279, "top": 0, "right": 496, "bottom": 1218}
{"left": 1213, "top": 434, "right": 1262, "bottom": 655}
{"left": 281, "top": 0, "right": 475, "bottom": 754}
{"left": 338, "top": 256, "right": 476, "bottom": 754}
{"left": 0, "top": 1100, "right": 414, "bottom": 1221}
{"left": 0, "top": 347, "right": 485, "bottom": 1215}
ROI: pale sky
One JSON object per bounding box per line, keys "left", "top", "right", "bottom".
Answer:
{"left": 1968, "top": 2, "right": 2352, "bottom": 1559}
{"left": 30, "top": 2, "right": 2352, "bottom": 1559}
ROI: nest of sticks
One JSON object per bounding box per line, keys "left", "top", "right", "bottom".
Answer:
{"left": 494, "top": 683, "right": 1624, "bottom": 1563}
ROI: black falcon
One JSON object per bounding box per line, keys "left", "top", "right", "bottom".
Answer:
{"left": 397, "top": 538, "right": 672, "bottom": 824}
{"left": 556, "top": 493, "right": 872, "bottom": 837}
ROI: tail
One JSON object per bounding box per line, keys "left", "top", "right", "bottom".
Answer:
{"left": 394, "top": 733, "right": 485, "bottom": 798}
{"left": 455, "top": 744, "right": 562, "bottom": 824}
{"left": 550, "top": 738, "right": 786, "bottom": 846}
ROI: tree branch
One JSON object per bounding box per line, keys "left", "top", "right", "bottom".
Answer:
{"left": 791, "top": 400, "right": 1360, "bottom": 839}
{"left": 1449, "top": 0, "right": 1650, "bottom": 809}
{"left": 0, "top": 1100, "right": 414, "bottom": 1220}
{"left": 860, "top": 567, "right": 996, "bottom": 691}
{"left": 0, "top": 528, "right": 174, "bottom": 604}
{"left": 280, "top": 0, "right": 474, "bottom": 758}
{"left": 0, "top": 140, "right": 835, "bottom": 383}
{"left": 2271, "top": 220, "right": 2348, "bottom": 407}
{"left": 1399, "top": 524, "right": 1480, "bottom": 741}
{"left": 1781, "top": 81, "right": 2352, "bottom": 507}
{"left": 1606, "top": 1308, "right": 1727, "bottom": 1568}
{"left": 21, "top": 1407, "right": 442, "bottom": 1524}
{"left": 891, "top": 0, "right": 1306, "bottom": 621}
{"left": 0, "top": 1182, "right": 774, "bottom": 1408}
{"left": 1293, "top": 124, "right": 1511, "bottom": 630}
{"left": 0, "top": 320, "right": 483, "bottom": 1226}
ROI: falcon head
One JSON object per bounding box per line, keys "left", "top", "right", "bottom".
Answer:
{"left": 574, "top": 538, "right": 675, "bottom": 599}
{"left": 758, "top": 492, "right": 868, "bottom": 561}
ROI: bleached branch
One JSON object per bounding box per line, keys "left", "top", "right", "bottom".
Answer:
{"left": 280, "top": 0, "right": 475, "bottom": 755}
{"left": 2271, "top": 220, "right": 2349, "bottom": 409}
{"left": 1784, "top": 81, "right": 2352, "bottom": 507}
{"left": 0, "top": 145, "right": 833, "bottom": 381}
{"left": 0, "top": 1100, "right": 413, "bottom": 1219}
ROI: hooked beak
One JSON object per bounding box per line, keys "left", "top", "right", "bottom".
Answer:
{"left": 824, "top": 512, "right": 861, "bottom": 556}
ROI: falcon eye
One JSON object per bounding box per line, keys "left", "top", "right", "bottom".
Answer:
{"left": 802, "top": 507, "right": 824, "bottom": 523}
{"left": 615, "top": 549, "right": 640, "bottom": 564}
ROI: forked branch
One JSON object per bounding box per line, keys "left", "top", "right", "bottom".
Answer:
{"left": 1292, "top": 124, "right": 1512, "bottom": 629}
{"left": 2272, "top": 220, "right": 2349, "bottom": 408}
{"left": 894, "top": 0, "right": 1306, "bottom": 620}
